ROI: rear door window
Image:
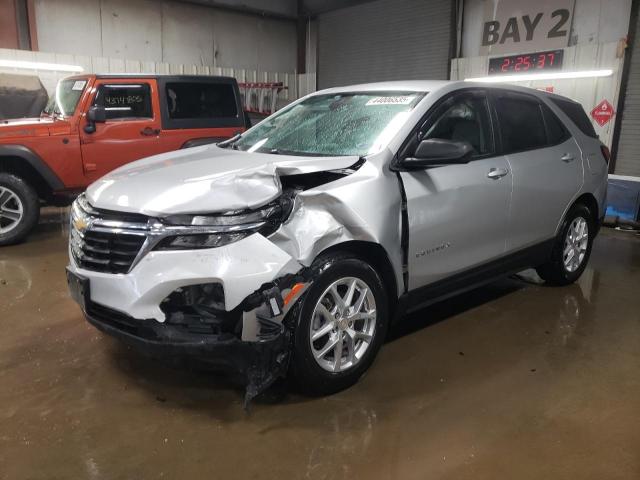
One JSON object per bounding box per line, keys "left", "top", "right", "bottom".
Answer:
{"left": 93, "top": 83, "right": 152, "bottom": 120}
{"left": 166, "top": 82, "right": 238, "bottom": 119}
{"left": 494, "top": 94, "right": 547, "bottom": 153}
{"left": 550, "top": 98, "right": 598, "bottom": 138}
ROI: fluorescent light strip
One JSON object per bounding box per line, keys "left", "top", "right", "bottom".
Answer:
{"left": 0, "top": 59, "right": 83, "bottom": 73}
{"left": 465, "top": 69, "right": 613, "bottom": 83}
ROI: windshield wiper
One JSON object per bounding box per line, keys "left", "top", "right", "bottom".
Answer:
{"left": 218, "top": 134, "right": 242, "bottom": 149}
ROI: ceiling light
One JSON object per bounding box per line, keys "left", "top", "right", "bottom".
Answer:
{"left": 0, "top": 59, "right": 83, "bottom": 73}
{"left": 464, "top": 69, "right": 613, "bottom": 83}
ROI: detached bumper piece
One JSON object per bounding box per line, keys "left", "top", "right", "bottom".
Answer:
{"left": 83, "top": 299, "right": 290, "bottom": 408}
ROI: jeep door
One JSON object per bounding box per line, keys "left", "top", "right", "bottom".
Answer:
{"left": 491, "top": 90, "right": 582, "bottom": 252}
{"left": 400, "top": 90, "right": 512, "bottom": 290}
{"left": 79, "top": 78, "right": 167, "bottom": 182}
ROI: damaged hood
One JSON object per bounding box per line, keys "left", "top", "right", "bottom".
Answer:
{"left": 86, "top": 144, "right": 360, "bottom": 216}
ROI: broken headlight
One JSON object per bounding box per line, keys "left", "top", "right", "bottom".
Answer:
{"left": 155, "top": 193, "right": 295, "bottom": 251}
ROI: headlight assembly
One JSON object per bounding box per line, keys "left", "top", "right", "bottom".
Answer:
{"left": 154, "top": 192, "right": 295, "bottom": 251}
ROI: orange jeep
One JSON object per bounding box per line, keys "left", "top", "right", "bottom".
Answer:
{"left": 0, "top": 74, "right": 248, "bottom": 245}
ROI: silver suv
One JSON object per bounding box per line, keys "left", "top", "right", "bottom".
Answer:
{"left": 66, "top": 81, "right": 608, "bottom": 402}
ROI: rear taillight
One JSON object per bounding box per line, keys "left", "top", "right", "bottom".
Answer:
{"left": 600, "top": 145, "right": 611, "bottom": 164}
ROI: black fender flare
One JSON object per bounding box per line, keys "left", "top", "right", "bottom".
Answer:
{"left": 0, "top": 144, "right": 64, "bottom": 190}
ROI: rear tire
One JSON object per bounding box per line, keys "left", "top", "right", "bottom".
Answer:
{"left": 289, "top": 253, "right": 389, "bottom": 396}
{"left": 536, "top": 203, "right": 594, "bottom": 286}
{"left": 0, "top": 173, "right": 40, "bottom": 246}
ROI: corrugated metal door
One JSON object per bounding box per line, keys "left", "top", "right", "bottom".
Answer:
{"left": 615, "top": 11, "right": 640, "bottom": 177}
{"left": 317, "top": 0, "right": 452, "bottom": 89}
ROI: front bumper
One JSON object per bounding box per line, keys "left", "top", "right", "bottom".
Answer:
{"left": 67, "top": 232, "right": 303, "bottom": 322}
{"left": 83, "top": 298, "right": 290, "bottom": 399}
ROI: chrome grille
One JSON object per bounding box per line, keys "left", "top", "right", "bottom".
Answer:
{"left": 70, "top": 195, "right": 151, "bottom": 274}
{"left": 74, "top": 230, "right": 146, "bottom": 274}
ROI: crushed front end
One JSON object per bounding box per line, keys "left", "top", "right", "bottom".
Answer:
{"left": 66, "top": 193, "right": 311, "bottom": 405}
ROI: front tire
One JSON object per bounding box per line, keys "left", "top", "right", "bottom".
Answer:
{"left": 0, "top": 174, "right": 40, "bottom": 246}
{"left": 289, "top": 253, "right": 389, "bottom": 396}
{"left": 536, "top": 203, "right": 594, "bottom": 286}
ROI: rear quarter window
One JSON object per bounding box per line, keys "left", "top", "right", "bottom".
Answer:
{"left": 550, "top": 98, "right": 597, "bottom": 138}
{"left": 166, "top": 82, "right": 238, "bottom": 119}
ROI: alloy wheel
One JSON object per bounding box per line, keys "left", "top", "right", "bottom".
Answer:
{"left": 0, "top": 186, "right": 24, "bottom": 234}
{"left": 309, "top": 277, "right": 377, "bottom": 373}
{"left": 563, "top": 217, "right": 589, "bottom": 273}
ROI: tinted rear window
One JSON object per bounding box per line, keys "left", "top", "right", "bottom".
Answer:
{"left": 495, "top": 95, "right": 547, "bottom": 153}
{"left": 550, "top": 98, "right": 597, "bottom": 138}
{"left": 166, "top": 82, "right": 238, "bottom": 119}
{"left": 542, "top": 105, "right": 570, "bottom": 144}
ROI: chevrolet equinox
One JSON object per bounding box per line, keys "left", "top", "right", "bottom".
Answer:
{"left": 67, "top": 81, "right": 608, "bottom": 402}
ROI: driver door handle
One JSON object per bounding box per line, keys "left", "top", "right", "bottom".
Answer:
{"left": 487, "top": 167, "right": 509, "bottom": 179}
{"left": 141, "top": 127, "right": 160, "bottom": 136}
{"left": 561, "top": 153, "right": 575, "bottom": 163}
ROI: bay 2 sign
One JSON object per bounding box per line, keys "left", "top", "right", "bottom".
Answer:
{"left": 480, "top": 0, "right": 575, "bottom": 55}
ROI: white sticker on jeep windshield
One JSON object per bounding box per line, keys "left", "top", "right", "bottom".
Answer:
{"left": 72, "top": 80, "right": 86, "bottom": 91}
{"left": 366, "top": 96, "right": 415, "bottom": 106}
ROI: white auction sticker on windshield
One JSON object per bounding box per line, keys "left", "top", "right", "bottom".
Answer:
{"left": 72, "top": 80, "right": 86, "bottom": 91}
{"left": 366, "top": 96, "right": 415, "bottom": 106}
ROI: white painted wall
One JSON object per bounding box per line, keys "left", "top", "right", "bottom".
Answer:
{"left": 34, "top": 0, "right": 297, "bottom": 73}
{"left": 461, "top": 0, "right": 632, "bottom": 57}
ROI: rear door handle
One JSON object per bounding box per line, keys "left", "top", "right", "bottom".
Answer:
{"left": 487, "top": 167, "right": 509, "bottom": 179}
{"left": 561, "top": 153, "right": 575, "bottom": 163}
{"left": 141, "top": 127, "right": 160, "bottom": 136}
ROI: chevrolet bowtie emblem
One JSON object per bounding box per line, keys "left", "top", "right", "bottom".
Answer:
{"left": 74, "top": 217, "right": 89, "bottom": 232}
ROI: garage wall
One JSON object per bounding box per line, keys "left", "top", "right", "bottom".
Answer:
{"left": 33, "top": 0, "right": 297, "bottom": 73}
{"left": 461, "top": 0, "right": 632, "bottom": 57}
{"left": 317, "top": 0, "right": 453, "bottom": 88}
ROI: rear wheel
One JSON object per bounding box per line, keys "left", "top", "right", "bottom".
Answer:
{"left": 0, "top": 174, "right": 40, "bottom": 246}
{"left": 289, "top": 253, "right": 389, "bottom": 396}
{"left": 536, "top": 204, "right": 594, "bottom": 286}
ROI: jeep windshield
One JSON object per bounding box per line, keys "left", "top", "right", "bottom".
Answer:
{"left": 43, "top": 78, "right": 87, "bottom": 117}
{"left": 234, "top": 91, "right": 425, "bottom": 157}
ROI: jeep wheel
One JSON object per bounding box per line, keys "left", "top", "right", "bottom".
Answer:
{"left": 289, "top": 253, "right": 389, "bottom": 396}
{"left": 0, "top": 174, "right": 40, "bottom": 246}
{"left": 536, "top": 203, "right": 594, "bottom": 286}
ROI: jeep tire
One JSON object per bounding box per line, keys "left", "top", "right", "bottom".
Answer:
{"left": 0, "top": 173, "right": 40, "bottom": 246}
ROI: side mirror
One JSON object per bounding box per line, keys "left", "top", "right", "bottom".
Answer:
{"left": 84, "top": 106, "right": 106, "bottom": 134}
{"left": 243, "top": 111, "right": 252, "bottom": 129}
{"left": 401, "top": 138, "right": 473, "bottom": 169}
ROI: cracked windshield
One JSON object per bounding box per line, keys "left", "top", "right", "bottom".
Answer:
{"left": 235, "top": 91, "right": 426, "bottom": 156}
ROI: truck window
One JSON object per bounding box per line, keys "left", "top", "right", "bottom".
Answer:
{"left": 93, "top": 84, "right": 152, "bottom": 120}
{"left": 165, "top": 82, "right": 238, "bottom": 119}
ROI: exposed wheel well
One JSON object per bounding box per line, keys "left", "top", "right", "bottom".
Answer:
{"left": 0, "top": 156, "right": 52, "bottom": 201}
{"left": 317, "top": 241, "right": 400, "bottom": 317}
{"left": 573, "top": 193, "right": 600, "bottom": 223}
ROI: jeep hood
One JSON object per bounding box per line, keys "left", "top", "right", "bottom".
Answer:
{"left": 86, "top": 144, "right": 360, "bottom": 216}
{"left": 0, "top": 117, "right": 55, "bottom": 138}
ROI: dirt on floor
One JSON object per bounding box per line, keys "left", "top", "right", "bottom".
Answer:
{"left": 1, "top": 208, "right": 640, "bottom": 480}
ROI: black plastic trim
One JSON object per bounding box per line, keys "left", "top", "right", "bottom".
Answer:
{"left": 402, "top": 238, "right": 555, "bottom": 314}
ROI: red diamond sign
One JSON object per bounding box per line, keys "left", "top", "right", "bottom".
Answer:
{"left": 590, "top": 100, "right": 615, "bottom": 127}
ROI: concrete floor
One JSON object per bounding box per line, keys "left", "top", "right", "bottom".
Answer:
{"left": 1, "top": 209, "right": 640, "bottom": 480}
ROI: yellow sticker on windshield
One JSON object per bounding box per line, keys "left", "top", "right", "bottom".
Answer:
{"left": 366, "top": 96, "right": 415, "bottom": 106}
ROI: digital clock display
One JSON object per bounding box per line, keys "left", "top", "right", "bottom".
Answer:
{"left": 488, "top": 49, "right": 564, "bottom": 75}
